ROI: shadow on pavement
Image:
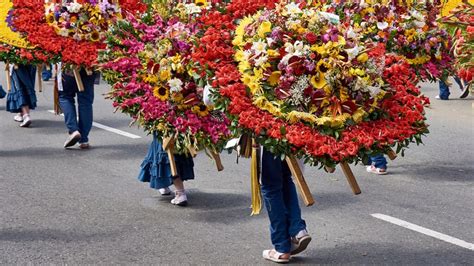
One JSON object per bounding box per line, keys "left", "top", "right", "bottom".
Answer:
{"left": 0, "top": 228, "right": 112, "bottom": 243}
{"left": 392, "top": 162, "right": 474, "bottom": 182}
{"left": 297, "top": 242, "right": 473, "bottom": 264}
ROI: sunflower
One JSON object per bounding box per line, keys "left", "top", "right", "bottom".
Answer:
{"left": 195, "top": 0, "right": 208, "bottom": 7}
{"left": 46, "top": 13, "right": 55, "bottom": 24}
{"left": 153, "top": 86, "right": 169, "bottom": 101}
{"left": 90, "top": 31, "right": 100, "bottom": 42}
{"left": 192, "top": 104, "right": 209, "bottom": 117}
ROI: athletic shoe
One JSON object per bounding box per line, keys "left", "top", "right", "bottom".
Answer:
{"left": 64, "top": 131, "right": 81, "bottom": 148}
{"left": 171, "top": 190, "right": 187, "bottom": 206}
{"left": 158, "top": 187, "right": 171, "bottom": 196}
{"left": 13, "top": 113, "right": 23, "bottom": 122}
{"left": 290, "top": 229, "right": 312, "bottom": 255}
{"left": 19, "top": 115, "right": 31, "bottom": 127}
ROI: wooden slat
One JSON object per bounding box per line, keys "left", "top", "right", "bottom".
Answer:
{"left": 285, "top": 155, "right": 315, "bottom": 206}
{"left": 340, "top": 162, "right": 361, "bottom": 195}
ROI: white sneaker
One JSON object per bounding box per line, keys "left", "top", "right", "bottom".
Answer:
{"left": 64, "top": 131, "right": 81, "bottom": 148}
{"left": 290, "top": 229, "right": 311, "bottom": 255}
{"left": 14, "top": 113, "right": 23, "bottom": 122}
{"left": 19, "top": 115, "right": 31, "bottom": 127}
{"left": 158, "top": 187, "right": 171, "bottom": 196}
{"left": 171, "top": 190, "right": 187, "bottom": 206}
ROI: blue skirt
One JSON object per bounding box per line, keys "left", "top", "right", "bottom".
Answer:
{"left": 6, "top": 65, "right": 37, "bottom": 113}
{"left": 0, "top": 85, "right": 6, "bottom": 99}
{"left": 138, "top": 134, "right": 195, "bottom": 190}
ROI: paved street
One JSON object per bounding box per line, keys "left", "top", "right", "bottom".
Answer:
{"left": 1, "top": 65, "right": 473, "bottom": 264}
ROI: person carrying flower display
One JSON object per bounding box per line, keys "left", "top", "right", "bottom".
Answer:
{"left": 100, "top": 2, "right": 232, "bottom": 204}
{"left": 138, "top": 134, "right": 195, "bottom": 206}
{"left": 59, "top": 66, "right": 97, "bottom": 149}
{"left": 260, "top": 148, "right": 311, "bottom": 263}
{"left": 6, "top": 64, "right": 37, "bottom": 128}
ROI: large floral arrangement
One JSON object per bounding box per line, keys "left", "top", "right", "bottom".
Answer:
{"left": 440, "top": 1, "right": 474, "bottom": 83}
{"left": 45, "top": 0, "right": 122, "bottom": 42}
{"left": 327, "top": 0, "right": 454, "bottom": 82}
{"left": 0, "top": 0, "right": 58, "bottom": 65}
{"left": 232, "top": 4, "right": 388, "bottom": 131}
{"left": 12, "top": 0, "right": 135, "bottom": 68}
{"left": 197, "top": 1, "right": 429, "bottom": 167}
{"left": 100, "top": 2, "right": 232, "bottom": 154}
{"left": 390, "top": 1, "right": 454, "bottom": 82}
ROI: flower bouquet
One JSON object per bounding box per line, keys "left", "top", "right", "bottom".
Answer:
{"left": 440, "top": 1, "right": 474, "bottom": 84}
{"left": 388, "top": 1, "right": 455, "bottom": 82}
{"left": 206, "top": 2, "right": 429, "bottom": 169}
{"left": 99, "top": 2, "right": 232, "bottom": 159}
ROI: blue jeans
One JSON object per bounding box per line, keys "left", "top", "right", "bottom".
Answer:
{"left": 59, "top": 70, "right": 96, "bottom": 143}
{"left": 439, "top": 76, "right": 463, "bottom": 100}
{"left": 261, "top": 149, "right": 306, "bottom": 253}
{"left": 42, "top": 65, "right": 52, "bottom": 81}
{"left": 368, "top": 154, "right": 387, "bottom": 169}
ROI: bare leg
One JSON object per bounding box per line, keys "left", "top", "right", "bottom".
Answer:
{"left": 172, "top": 177, "right": 184, "bottom": 191}
{"left": 21, "top": 106, "right": 30, "bottom": 116}
{"left": 171, "top": 177, "right": 187, "bottom": 206}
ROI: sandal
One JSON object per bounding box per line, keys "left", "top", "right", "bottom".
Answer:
{"left": 262, "top": 249, "right": 290, "bottom": 264}
{"left": 366, "top": 165, "right": 388, "bottom": 175}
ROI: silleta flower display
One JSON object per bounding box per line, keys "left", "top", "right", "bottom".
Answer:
{"left": 100, "top": 2, "right": 232, "bottom": 154}
{"left": 195, "top": 1, "right": 429, "bottom": 167}
{"left": 12, "top": 0, "right": 136, "bottom": 68}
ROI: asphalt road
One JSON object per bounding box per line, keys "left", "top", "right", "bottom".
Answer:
{"left": 1, "top": 65, "right": 473, "bottom": 264}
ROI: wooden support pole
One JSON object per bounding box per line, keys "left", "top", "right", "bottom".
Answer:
{"left": 285, "top": 155, "right": 315, "bottom": 207}
{"left": 163, "top": 136, "right": 178, "bottom": 177}
{"left": 340, "top": 162, "right": 361, "bottom": 195}
{"left": 387, "top": 148, "right": 397, "bottom": 161}
{"left": 36, "top": 65, "right": 43, "bottom": 92}
{"left": 73, "top": 67, "right": 85, "bottom": 92}
{"left": 5, "top": 63, "right": 12, "bottom": 92}
{"left": 211, "top": 151, "right": 224, "bottom": 172}
{"left": 187, "top": 145, "right": 198, "bottom": 158}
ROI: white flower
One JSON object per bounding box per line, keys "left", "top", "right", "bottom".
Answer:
{"left": 414, "top": 20, "right": 426, "bottom": 28}
{"left": 377, "top": 22, "right": 389, "bottom": 30}
{"left": 252, "top": 40, "right": 267, "bottom": 56}
{"left": 184, "top": 3, "right": 202, "bottom": 14}
{"left": 347, "top": 27, "right": 357, "bottom": 39}
{"left": 254, "top": 55, "right": 268, "bottom": 67}
{"left": 66, "top": 2, "right": 82, "bottom": 13}
{"left": 285, "top": 3, "right": 302, "bottom": 16}
{"left": 168, "top": 78, "right": 183, "bottom": 93}
{"left": 266, "top": 37, "right": 275, "bottom": 46}
{"left": 345, "top": 45, "right": 362, "bottom": 60}
{"left": 319, "top": 12, "right": 340, "bottom": 24}
{"left": 294, "top": 41, "right": 304, "bottom": 53}
{"left": 410, "top": 10, "right": 424, "bottom": 22}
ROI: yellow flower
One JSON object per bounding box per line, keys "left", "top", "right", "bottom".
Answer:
{"left": 311, "top": 72, "right": 327, "bottom": 89}
{"left": 46, "top": 14, "right": 55, "bottom": 24}
{"left": 357, "top": 53, "right": 369, "bottom": 63}
{"left": 268, "top": 71, "right": 281, "bottom": 86}
{"left": 192, "top": 104, "right": 210, "bottom": 117}
{"left": 153, "top": 86, "right": 169, "bottom": 101}
{"left": 233, "top": 16, "right": 255, "bottom": 46}
{"left": 90, "top": 31, "right": 100, "bottom": 42}
{"left": 257, "top": 21, "right": 272, "bottom": 38}
{"left": 195, "top": 0, "right": 208, "bottom": 7}
{"left": 352, "top": 108, "right": 366, "bottom": 123}
{"left": 172, "top": 92, "right": 184, "bottom": 103}
{"left": 159, "top": 69, "right": 171, "bottom": 81}
{"left": 267, "top": 49, "right": 280, "bottom": 57}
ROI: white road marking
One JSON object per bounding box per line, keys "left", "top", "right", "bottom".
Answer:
{"left": 48, "top": 110, "right": 141, "bottom": 139}
{"left": 371, "top": 213, "right": 474, "bottom": 251}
